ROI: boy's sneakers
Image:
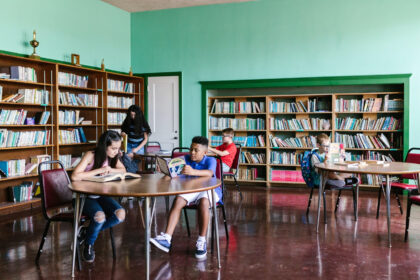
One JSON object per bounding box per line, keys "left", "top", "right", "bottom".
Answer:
{"left": 150, "top": 233, "right": 171, "bottom": 253}
{"left": 195, "top": 239, "right": 207, "bottom": 259}
{"left": 83, "top": 244, "right": 95, "bottom": 263}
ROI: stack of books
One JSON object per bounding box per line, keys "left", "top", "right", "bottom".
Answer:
{"left": 58, "top": 128, "right": 87, "bottom": 144}
{"left": 269, "top": 118, "right": 330, "bottom": 130}
{"left": 8, "top": 181, "right": 34, "bottom": 203}
{"left": 58, "top": 72, "right": 88, "bottom": 87}
{"left": 108, "top": 112, "right": 126, "bottom": 125}
{"left": 211, "top": 100, "right": 265, "bottom": 113}
{"left": 335, "top": 117, "right": 401, "bottom": 130}
{"left": 269, "top": 135, "right": 317, "bottom": 148}
{"left": 240, "top": 152, "right": 266, "bottom": 164}
{"left": 210, "top": 135, "right": 265, "bottom": 147}
{"left": 0, "top": 130, "right": 51, "bottom": 147}
{"left": 335, "top": 97, "right": 383, "bottom": 112}
{"left": 237, "top": 167, "right": 261, "bottom": 180}
{"left": 209, "top": 117, "right": 265, "bottom": 130}
{"left": 10, "top": 66, "right": 37, "bottom": 82}
{"left": 0, "top": 159, "right": 26, "bottom": 178}
{"left": 59, "top": 92, "right": 98, "bottom": 107}
{"left": 270, "top": 151, "right": 303, "bottom": 165}
{"left": 334, "top": 133, "right": 394, "bottom": 149}
{"left": 2, "top": 89, "right": 49, "bottom": 104}
{"left": 107, "top": 96, "right": 134, "bottom": 108}
{"left": 0, "top": 109, "right": 27, "bottom": 125}
{"left": 59, "top": 154, "right": 82, "bottom": 169}
{"left": 107, "top": 79, "right": 134, "bottom": 93}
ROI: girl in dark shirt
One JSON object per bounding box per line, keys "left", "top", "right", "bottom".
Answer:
{"left": 121, "top": 105, "right": 151, "bottom": 158}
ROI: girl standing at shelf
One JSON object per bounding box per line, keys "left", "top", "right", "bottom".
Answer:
{"left": 71, "top": 130, "right": 126, "bottom": 263}
{"left": 121, "top": 105, "right": 151, "bottom": 158}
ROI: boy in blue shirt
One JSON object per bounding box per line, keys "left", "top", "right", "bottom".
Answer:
{"left": 150, "top": 136, "right": 221, "bottom": 259}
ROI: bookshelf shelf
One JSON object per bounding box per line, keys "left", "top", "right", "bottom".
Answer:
{"left": 0, "top": 52, "right": 144, "bottom": 216}
{"left": 269, "top": 112, "right": 332, "bottom": 115}
{"left": 0, "top": 198, "right": 41, "bottom": 213}
{"left": 107, "top": 123, "right": 123, "bottom": 126}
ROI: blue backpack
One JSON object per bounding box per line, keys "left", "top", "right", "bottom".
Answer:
{"left": 300, "top": 148, "right": 321, "bottom": 188}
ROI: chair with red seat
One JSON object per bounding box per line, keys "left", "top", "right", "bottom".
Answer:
{"left": 35, "top": 160, "right": 116, "bottom": 267}
{"left": 376, "top": 148, "right": 420, "bottom": 219}
{"left": 143, "top": 141, "right": 162, "bottom": 173}
{"left": 222, "top": 144, "right": 242, "bottom": 199}
{"left": 171, "top": 147, "right": 190, "bottom": 158}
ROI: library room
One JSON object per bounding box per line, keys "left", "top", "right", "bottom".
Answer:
{"left": 1, "top": 0, "right": 420, "bottom": 279}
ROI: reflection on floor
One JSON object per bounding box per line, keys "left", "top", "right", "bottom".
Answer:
{"left": 2, "top": 186, "right": 420, "bottom": 279}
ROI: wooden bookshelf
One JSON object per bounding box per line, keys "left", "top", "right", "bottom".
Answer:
{"left": 0, "top": 53, "right": 144, "bottom": 215}
{"left": 208, "top": 91, "right": 405, "bottom": 188}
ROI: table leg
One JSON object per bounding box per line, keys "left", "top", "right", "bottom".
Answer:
{"left": 385, "top": 175, "right": 392, "bottom": 248}
{"left": 316, "top": 171, "right": 325, "bottom": 233}
{"left": 145, "top": 197, "right": 151, "bottom": 280}
{"left": 71, "top": 193, "right": 80, "bottom": 278}
{"left": 212, "top": 189, "right": 221, "bottom": 268}
{"left": 355, "top": 184, "right": 359, "bottom": 221}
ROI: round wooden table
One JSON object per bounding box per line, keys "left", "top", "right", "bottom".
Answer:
{"left": 68, "top": 173, "right": 222, "bottom": 279}
{"left": 315, "top": 162, "right": 420, "bottom": 247}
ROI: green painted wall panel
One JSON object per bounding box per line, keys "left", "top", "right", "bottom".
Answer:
{"left": 0, "top": 0, "right": 130, "bottom": 72}
{"left": 131, "top": 0, "right": 420, "bottom": 147}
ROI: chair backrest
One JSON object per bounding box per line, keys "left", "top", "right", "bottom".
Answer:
{"left": 402, "top": 148, "right": 420, "bottom": 180}
{"left": 214, "top": 156, "right": 225, "bottom": 199}
{"left": 171, "top": 147, "right": 190, "bottom": 158}
{"left": 38, "top": 160, "right": 73, "bottom": 220}
{"left": 230, "top": 144, "right": 242, "bottom": 175}
{"left": 146, "top": 141, "right": 161, "bottom": 153}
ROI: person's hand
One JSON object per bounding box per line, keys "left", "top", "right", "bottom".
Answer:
{"left": 127, "top": 152, "right": 134, "bottom": 159}
{"left": 182, "top": 165, "right": 195, "bottom": 176}
{"left": 99, "top": 166, "right": 112, "bottom": 176}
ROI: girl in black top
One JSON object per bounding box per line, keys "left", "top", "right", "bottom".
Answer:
{"left": 121, "top": 105, "right": 151, "bottom": 158}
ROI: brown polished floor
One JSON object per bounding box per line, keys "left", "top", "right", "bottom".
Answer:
{"left": 2, "top": 187, "right": 420, "bottom": 279}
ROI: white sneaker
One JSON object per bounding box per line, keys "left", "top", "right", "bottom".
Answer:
{"left": 195, "top": 239, "right": 207, "bottom": 259}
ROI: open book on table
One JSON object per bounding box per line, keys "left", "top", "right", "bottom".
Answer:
{"left": 84, "top": 172, "right": 141, "bottom": 182}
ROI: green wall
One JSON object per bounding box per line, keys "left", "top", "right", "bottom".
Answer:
{"left": 131, "top": 0, "right": 420, "bottom": 147}
{"left": 0, "top": 0, "right": 130, "bottom": 72}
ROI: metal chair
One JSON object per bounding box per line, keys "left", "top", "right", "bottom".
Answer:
{"left": 144, "top": 141, "right": 162, "bottom": 173}
{"left": 377, "top": 148, "right": 420, "bottom": 219}
{"left": 171, "top": 147, "right": 190, "bottom": 158}
{"left": 222, "top": 144, "right": 242, "bottom": 199}
{"left": 35, "top": 160, "right": 116, "bottom": 267}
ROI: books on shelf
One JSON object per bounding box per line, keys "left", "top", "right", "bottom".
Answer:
{"left": 59, "top": 92, "right": 98, "bottom": 107}
{"left": 240, "top": 152, "right": 266, "bottom": 164}
{"left": 209, "top": 117, "right": 265, "bottom": 130}
{"left": 270, "top": 151, "right": 302, "bottom": 165}
{"left": 269, "top": 118, "right": 331, "bottom": 130}
{"left": 347, "top": 151, "right": 395, "bottom": 162}
{"left": 8, "top": 181, "right": 34, "bottom": 203}
{"left": 335, "top": 117, "right": 401, "bottom": 131}
{"left": 0, "top": 129, "right": 51, "bottom": 147}
{"left": 210, "top": 135, "right": 265, "bottom": 147}
{"left": 334, "top": 132, "right": 400, "bottom": 149}
{"left": 59, "top": 154, "right": 82, "bottom": 169}
{"left": 236, "top": 167, "right": 261, "bottom": 180}
{"left": 0, "top": 86, "right": 2, "bottom": 100}
{"left": 30, "top": 155, "right": 51, "bottom": 175}
{"left": 335, "top": 97, "right": 383, "bottom": 112}
{"left": 59, "top": 110, "right": 89, "bottom": 125}
{"left": 210, "top": 100, "right": 265, "bottom": 114}
{"left": 108, "top": 112, "right": 126, "bottom": 125}
{"left": 269, "top": 98, "right": 330, "bottom": 113}
{"left": 10, "top": 66, "right": 37, "bottom": 82}
{"left": 58, "top": 72, "right": 88, "bottom": 88}
{"left": 34, "top": 111, "right": 51, "bottom": 125}
{"left": 107, "top": 79, "right": 134, "bottom": 93}
{"left": 84, "top": 172, "right": 140, "bottom": 182}
{"left": 269, "top": 134, "right": 317, "bottom": 148}
{"left": 270, "top": 170, "right": 305, "bottom": 183}
{"left": 59, "top": 128, "right": 87, "bottom": 144}
{"left": 0, "top": 109, "right": 27, "bottom": 125}
{"left": 2, "top": 89, "right": 49, "bottom": 104}
{"left": 383, "top": 96, "right": 403, "bottom": 111}
{"left": 107, "top": 96, "right": 134, "bottom": 109}
{"left": 0, "top": 159, "right": 26, "bottom": 178}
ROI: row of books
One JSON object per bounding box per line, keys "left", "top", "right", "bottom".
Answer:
{"left": 108, "top": 112, "right": 126, "bottom": 125}
{"left": 335, "top": 117, "right": 401, "bottom": 131}
{"left": 59, "top": 128, "right": 87, "bottom": 144}
{"left": 59, "top": 154, "right": 82, "bottom": 169}
{"left": 6, "top": 66, "right": 37, "bottom": 82}
{"left": 107, "top": 79, "right": 134, "bottom": 93}
{"left": 209, "top": 117, "right": 265, "bottom": 130}
{"left": 347, "top": 151, "right": 395, "bottom": 162}
{"left": 58, "top": 72, "right": 88, "bottom": 88}
{"left": 0, "top": 130, "right": 51, "bottom": 147}
{"left": 269, "top": 118, "right": 331, "bottom": 130}
{"left": 270, "top": 170, "right": 305, "bottom": 183}
{"left": 0, "top": 159, "right": 25, "bottom": 178}
{"left": 269, "top": 135, "right": 317, "bottom": 148}
{"left": 210, "top": 135, "right": 265, "bottom": 147}
{"left": 210, "top": 100, "right": 265, "bottom": 114}
{"left": 107, "top": 96, "right": 134, "bottom": 108}
{"left": 269, "top": 99, "right": 330, "bottom": 113}
{"left": 2, "top": 89, "right": 50, "bottom": 104}
{"left": 0, "top": 110, "right": 50, "bottom": 125}
{"left": 270, "top": 151, "right": 303, "bottom": 165}
{"left": 59, "top": 92, "right": 98, "bottom": 107}
{"left": 387, "top": 99, "right": 403, "bottom": 111}
{"left": 334, "top": 133, "right": 394, "bottom": 149}
{"left": 8, "top": 181, "right": 34, "bottom": 203}
{"left": 240, "top": 152, "right": 266, "bottom": 164}
{"left": 58, "top": 110, "right": 91, "bottom": 125}
{"left": 236, "top": 167, "right": 261, "bottom": 180}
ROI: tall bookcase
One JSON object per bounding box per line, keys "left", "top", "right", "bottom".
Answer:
{"left": 0, "top": 53, "right": 143, "bottom": 215}
{"left": 205, "top": 79, "right": 407, "bottom": 189}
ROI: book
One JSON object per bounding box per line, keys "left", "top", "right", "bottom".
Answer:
{"left": 157, "top": 157, "right": 186, "bottom": 178}
{"left": 84, "top": 172, "right": 141, "bottom": 182}
{"left": 327, "top": 143, "right": 344, "bottom": 163}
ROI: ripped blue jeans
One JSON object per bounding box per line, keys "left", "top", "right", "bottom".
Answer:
{"left": 82, "top": 196, "right": 124, "bottom": 245}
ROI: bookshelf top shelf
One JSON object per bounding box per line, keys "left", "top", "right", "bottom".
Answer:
{"left": 0, "top": 78, "right": 53, "bottom": 87}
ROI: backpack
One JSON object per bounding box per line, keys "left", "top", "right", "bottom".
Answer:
{"left": 300, "top": 148, "right": 321, "bottom": 188}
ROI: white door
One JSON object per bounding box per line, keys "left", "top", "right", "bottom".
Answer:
{"left": 147, "top": 76, "right": 179, "bottom": 151}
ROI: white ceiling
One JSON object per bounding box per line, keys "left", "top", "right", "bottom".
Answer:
{"left": 102, "top": 0, "right": 254, "bottom": 12}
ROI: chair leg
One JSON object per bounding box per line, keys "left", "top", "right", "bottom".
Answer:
{"left": 211, "top": 216, "right": 215, "bottom": 253}
{"left": 306, "top": 188, "right": 314, "bottom": 216}
{"left": 110, "top": 227, "right": 116, "bottom": 260}
{"left": 76, "top": 239, "right": 82, "bottom": 271}
{"left": 395, "top": 193, "right": 403, "bottom": 215}
{"left": 335, "top": 190, "right": 342, "bottom": 214}
{"left": 323, "top": 191, "right": 327, "bottom": 224}
{"left": 35, "top": 220, "right": 51, "bottom": 265}
{"left": 405, "top": 199, "right": 412, "bottom": 242}
{"left": 376, "top": 186, "right": 382, "bottom": 219}
{"left": 233, "top": 176, "right": 243, "bottom": 200}
{"left": 183, "top": 208, "right": 191, "bottom": 237}
{"left": 221, "top": 205, "right": 229, "bottom": 241}
{"left": 165, "top": 196, "right": 170, "bottom": 214}
{"left": 352, "top": 188, "right": 357, "bottom": 221}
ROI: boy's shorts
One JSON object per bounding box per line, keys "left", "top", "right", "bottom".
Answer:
{"left": 179, "top": 190, "right": 220, "bottom": 206}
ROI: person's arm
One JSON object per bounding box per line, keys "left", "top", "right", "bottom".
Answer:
{"left": 182, "top": 165, "right": 213, "bottom": 177}
{"left": 208, "top": 146, "right": 229, "bottom": 157}
{"left": 71, "top": 152, "right": 126, "bottom": 181}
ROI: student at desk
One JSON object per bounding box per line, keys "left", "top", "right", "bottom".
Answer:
{"left": 150, "top": 136, "right": 221, "bottom": 259}
{"left": 71, "top": 130, "right": 126, "bottom": 263}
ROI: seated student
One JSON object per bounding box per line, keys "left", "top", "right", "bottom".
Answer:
{"left": 208, "top": 128, "right": 237, "bottom": 173}
{"left": 71, "top": 130, "right": 127, "bottom": 263}
{"left": 150, "top": 136, "right": 221, "bottom": 259}
{"left": 312, "top": 133, "right": 358, "bottom": 188}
